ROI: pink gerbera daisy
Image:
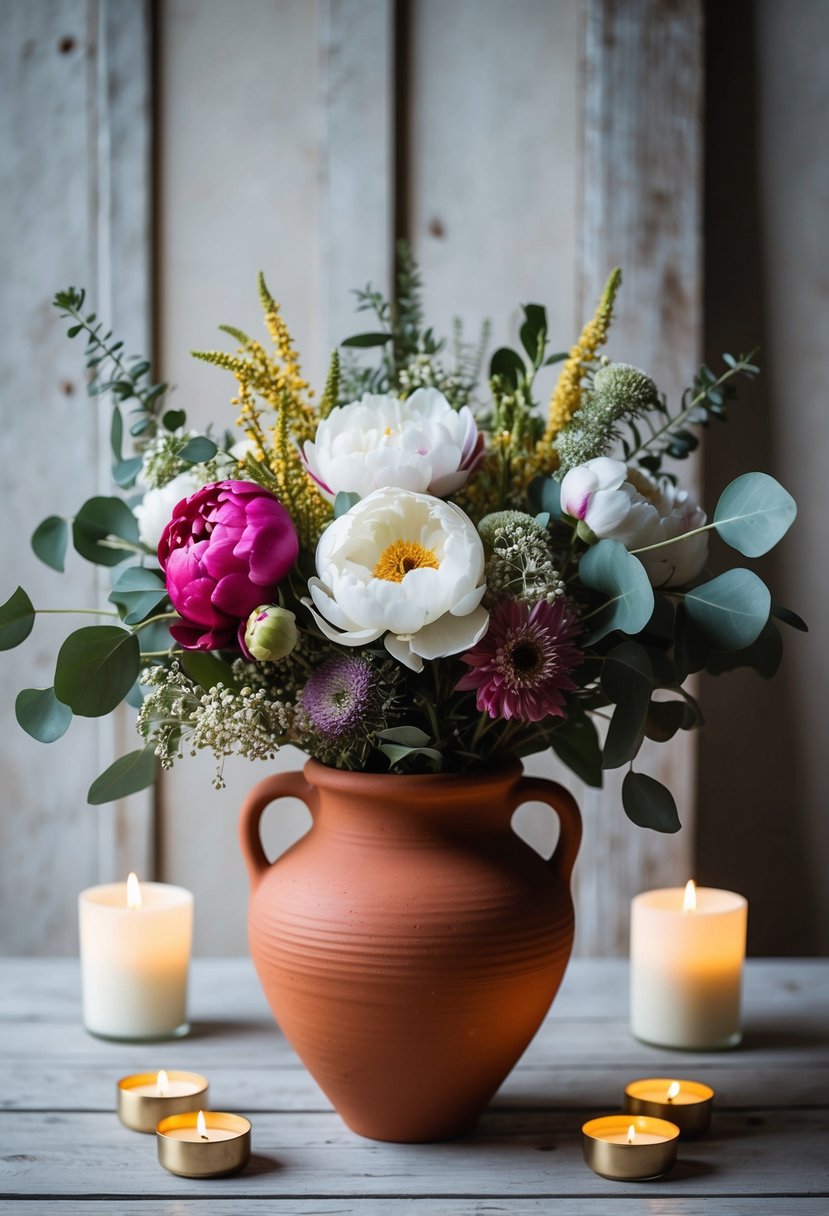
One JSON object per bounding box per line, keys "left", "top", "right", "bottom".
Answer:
{"left": 455, "top": 598, "right": 583, "bottom": 722}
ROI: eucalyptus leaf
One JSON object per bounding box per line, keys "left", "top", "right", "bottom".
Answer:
{"left": 378, "top": 725, "right": 432, "bottom": 748}
{"left": 527, "top": 476, "right": 561, "bottom": 520}
{"left": 673, "top": 602, "right": 710, "bottom": 681}
{"left": 705, "top": 618, "right": 783, "bottom": 679}
{"left": 112, "top": 456, "right": 143, "bottom": 488}
{"left": 684, "top": 568, "right": 771, "bottom": 651}
{"left": 87, "top": 746, "right": 158, "bottom": 805}
{"left": 180, "top": 650, "right": 239, "bottom": 691}
{"left": 0, "top": 586, "right": 35, "bottom": 651}
{"left": 73, "top": 497, "right": 139, "bottom": 567}
{"left": 179, "top": 436, "right": 218, "bottom": 463}
{"left": 163, "top": 409, "right": 187, "bottom": 431}
{"left": 601, "top": 643, "right": 654, "bottom": 769}
{"left": 108, "top": 567, "right": 168, "bottom": 625}
{"left": 378, "top": 743, "right": 443, "bottom": 767}
{"left": 713, "top": 472, "right": 797, "bottom": 557}
{"left": 31, "top": 516, "right": 69, "bottom": 572}
{"left": 110, "top": 404, "right": 123, "bottom": 461}
{"left": 54, "top": 626, "right": 140, "bottom": 717}
{"left": 772, "top": 604, "right": 808, "bottom": 633}
{"left": 15, "top": 687, "right": 72, "bottom": 743}
{"left": 551, "top": 713, "right": 602, "bottom": 787}
{"left": 334, "top": 491, "right": 360, "bottom": 519}
{"left": 579, "top": 541, "right": 654, "bottom": 644}
{"left": 622, "top": 771, "right": 681, "bottom": 833}
{"left": 643, "top": 700, "right": 687, "bottom": 743}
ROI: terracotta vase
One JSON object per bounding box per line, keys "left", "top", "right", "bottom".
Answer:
{"left": 239, "top": 758, "right": 581, "bottom": 1143}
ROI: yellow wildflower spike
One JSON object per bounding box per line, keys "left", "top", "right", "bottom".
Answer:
{"left": 541, "top": 267, "right": 622, "bottom": 448}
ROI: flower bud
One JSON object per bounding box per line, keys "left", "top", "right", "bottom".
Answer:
{"left": 244, "top": 605, "right": 298, "bottom": 662}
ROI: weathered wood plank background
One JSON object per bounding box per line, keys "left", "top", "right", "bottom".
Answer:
{"left": 1, "top": 0, "right": 823, "bottom": 957}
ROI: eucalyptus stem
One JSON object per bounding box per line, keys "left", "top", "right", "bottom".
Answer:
{"left": 133, "top": 611, "right": 178, "bottom": 633}
{"left": 630, "top": 521, "right": 714, "bottom": 556}
{"left": 35, "top": 607, "right": 119, "bottom": 617}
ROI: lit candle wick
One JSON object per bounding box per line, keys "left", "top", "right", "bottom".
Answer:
{"left": 627, "top": 1124, "right": 636, "bottom": 1144}
{"left": 197, "top": 1110, "right": 209, "bottom": 1141}
{"left": 682, "top": 878, "right": 697, "bottom": 914}
{"left": 157, "top": 1069, "right": 170, "bottom": 1097}
{"left": 126, "top": 872, "right": 142, "bottom": 911}
{"left": 667, "top": 1080, "right": 681, "bottom": 1103}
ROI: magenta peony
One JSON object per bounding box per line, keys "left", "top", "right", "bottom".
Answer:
{"left": 455, "top": 598, "right": 583, "bottom": 721}
{"left": 158, "top": 480, "right": 299, "bottom": 651}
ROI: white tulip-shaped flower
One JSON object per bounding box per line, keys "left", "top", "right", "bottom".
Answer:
{"left": 560, "top": 457, "right": 708, "bottom": 588}
{"left": 302, "top": 387, "right": 483, "bottom": 500}
{"left": 304, "top": 488, "right": 489, "bottom": 671}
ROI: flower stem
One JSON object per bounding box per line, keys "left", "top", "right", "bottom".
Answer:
{"left": 630, "top": 521, "right": 714, "bottom": 556}
{"left": 133, "top": 611, "right": 178, "bottom": 633}
{"left": 35, "top": 607, "right": 119, "bottom": 617}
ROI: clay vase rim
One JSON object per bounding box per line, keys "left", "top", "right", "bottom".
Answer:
{"left": 303, "top": 756, "right": 523, "bottom": 796}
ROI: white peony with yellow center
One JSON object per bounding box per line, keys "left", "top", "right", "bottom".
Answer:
{"left": 304, "top": 487, "right": 488, "bottom": 671}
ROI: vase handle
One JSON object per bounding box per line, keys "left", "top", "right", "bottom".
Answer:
{"left": 513, "top": 777, "right": 582, "bottom": 885}
{"left": 238, "top": 770, "right": 318, "bottom": 889}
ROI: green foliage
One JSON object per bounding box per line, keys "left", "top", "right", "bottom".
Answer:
{"left": 551, "top": 711, "right": 603, "bottom": 787}
{"left": 31, "top": 517, "right": 69, "bottom": 572}
{"left": 87, "top": 746, "right": 158, "bottom": 805}
{"left": 600, "top": 642, "right": 654, "bottom": 769}
{"left": 72, "top": 497, "right": 140, "bottom": 566}
{"left": 15, "top": 687, "right": 72, "bottom": 743}
{"left": 622, "top": 771, "right": 681, "bottom": 833}
{"left": 108, "top": 568, "right": 168, "bottom": 626}
{"left": 53, "top": 289, "right": 175, "bottom": 487}
{"left": 0, "top": 587, "right": 35, "bottom": 650}
{"left": 53, "top": 626, "right": 140, "bottom": 717}
{"left": 578, "top": 541, "right": 654, "bottom": 644}
{"left": 180, "top": 650, "right": 239, "bottom": 691}
{"left": 684, "top": 568, "right": 771, "bottom": 651}
{"left": 713, "top": 472, "right": 797, "bottom": 557}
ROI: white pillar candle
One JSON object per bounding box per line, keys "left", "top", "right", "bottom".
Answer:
{"left": 630, "top": 881, "right": 747, "bottom": 1050}
{"left": 79, "top": 875, "right": 193, "bottom": 1040}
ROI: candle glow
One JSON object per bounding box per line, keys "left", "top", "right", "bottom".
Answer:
{"left": 197, "top": 1110, "right": 208, "bottom": 1140}
{"left": 627, "top": 1124, "right": 635, "bottom": 1143}
{"left": 157, "top": 1069, "right": 170, "bottom": 1097}
{"left": 126, "top": 872, "right": 142, "bottom": 910}
{"left": 667, "top": 1080, "right": 681, "bottom": 1102}
{"left": 683, "top": 879, "right": 696, "bottom": 913}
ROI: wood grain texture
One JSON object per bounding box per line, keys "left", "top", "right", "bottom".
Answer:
{"left": 0, "top": 0, "right": 152, "bottom": 953}
{"left": 571, "top": 0, "right": 704, "bottom": 955}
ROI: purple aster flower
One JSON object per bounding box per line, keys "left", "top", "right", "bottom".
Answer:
{"left": 300, "top": 656, "right": 376, "bottom": 738}
{"left": 455, "top": 598, "right": 583, "bottom": 722}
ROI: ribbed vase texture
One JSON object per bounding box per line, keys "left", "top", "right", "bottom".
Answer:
{"left": 240, "top": 760, "right": 581, "bottom": 1142}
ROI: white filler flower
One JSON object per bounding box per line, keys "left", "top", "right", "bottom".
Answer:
{"left": 303, "top": 387, "right": 483, "bottom": 500}
{"left": 560, "top": 457, "right": 708, "bottom": 588}
{"left": 305, "top": 487, "right": 488, "bottom": 671}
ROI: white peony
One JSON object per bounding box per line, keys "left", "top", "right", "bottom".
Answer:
{"left": 560, "top": 457, "right": 708, "bottom": 588}
{"left": 133, "top": 470, "right": 202, "bottom": 551}
{"left": 302, "top": 387, "right": 483, "bottom": 501}
{"left": 304, "top": 487, "right": 488, "bottom": 671}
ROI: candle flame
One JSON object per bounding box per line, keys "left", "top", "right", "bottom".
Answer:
{"left": 627, "top": 1124, "right": 636, "bottom": 1144}
{"left": 667, "top": 1080, "right": 681, "bottom": 1102}
{"left": 683, "top": 879, "right": 697, "bottom": 913}
{"left": 157, "top": 1069, "right": 170, "bottom": 1097}
{"left": 126, "top": 872, "right": 142, "bottom": 910}
{"left": 197, "top": 1110, "right": 208, "bottom": 1140}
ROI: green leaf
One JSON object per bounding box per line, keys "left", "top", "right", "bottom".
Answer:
{"left": 112, "top": 456, "right": 143, "bottom": 488}
{"left": 180, "top": 650, "right": 239, "bottom": 691}
{"left": 378, "top": 743, "right": 443, "bottom": 767}
{"left": 179, "top": 436, "right": 218, "bottom": 463}
{"left": 54, "top": 626, "right": 140, "bottom": 717}
{"left": 340, "top": 332, "right": 393, "bottom": 348}
{"left": 673, "top": 602, "right": 710, "bottom": 681}
{"left": 527, "top": 476, "right": 561, "bottom": 519}
{"left": 334, "top": 491, "right": 360, "bottom": 518}
{"left": 87, "top": 746, "right": 158, "bottom": 805}
{"left": 643, "top": 700, "right": 688, "bottom": 743}
{"left": 600, "top": 643, "right": 654, "bottom": 769}
{"left": 519, "top": 303, "right": 547, "bottom": 367}
{"left": 0, "top": 586, "right": 35, "bottom": 650}
{"left": 713, "top": 472, "right": 797, "bottom": 557}
{"left": 15, "top": 687, "right": 72, "bottom": 743}
{"left": 543, "top": 350, "right": 569, "bottom": 366}
{"left": 108, "top": 567, "right": 168, "bottom": 625}
{"left": 578, "top": 541, "right": 654, "bottom": 644}
{"left": 378, "top": 726, "right": 432, "bottom": 748}
{"left": 31, "top": 516, "right": 69, "bottom": 572}
{"left": 772, "top": 604, "right": 808, "bottom": 633}
{"left": 551, "top": 713, "right": 602, "bottom": 787}
{"left": 73, "top": 497, "right": 139, "bottom": 566}
{"left": 110, "top": 404, "right": 123, "bottom": 461}
{"left": 705, "top": 618, "right": 783, "bottom": 679}
{"left": 684, "top": 568, "right": 771, "bottom": 651}
{"left": 489, "top": 346, "right": 526, "bottom": 389}
{"left": 163, "top": 409, "right": 187, "bottom": 431}
{"left": 622, "top": 771, "right": 681, "bottom": 833}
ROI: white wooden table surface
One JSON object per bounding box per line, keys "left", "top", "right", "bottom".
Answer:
{"left": 1, "top": 958, "right": 827, "bottom": 1214}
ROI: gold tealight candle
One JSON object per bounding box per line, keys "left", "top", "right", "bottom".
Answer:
{"left": 624, "top": 1077, "right": 714, "bottom": 1137}
{"left": 117, "top": 1070, "right": 209, "bottom": 1133}
{"left": 156, "top": 1110, "right": 252, "bottom": 1178}
{"left": 582, "top": 1115, "right": 679, "bottom": 1181}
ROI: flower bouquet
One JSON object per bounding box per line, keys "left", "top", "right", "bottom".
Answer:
{"left": 0, "top": 251, "right": 801, "bottom": 832}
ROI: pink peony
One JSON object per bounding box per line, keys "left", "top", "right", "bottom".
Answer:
{"left": 158, "top": 480, "right": 299, "bottom": 651}
{"left": 455, "top": 598, "right": 583, "bottom": 721}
